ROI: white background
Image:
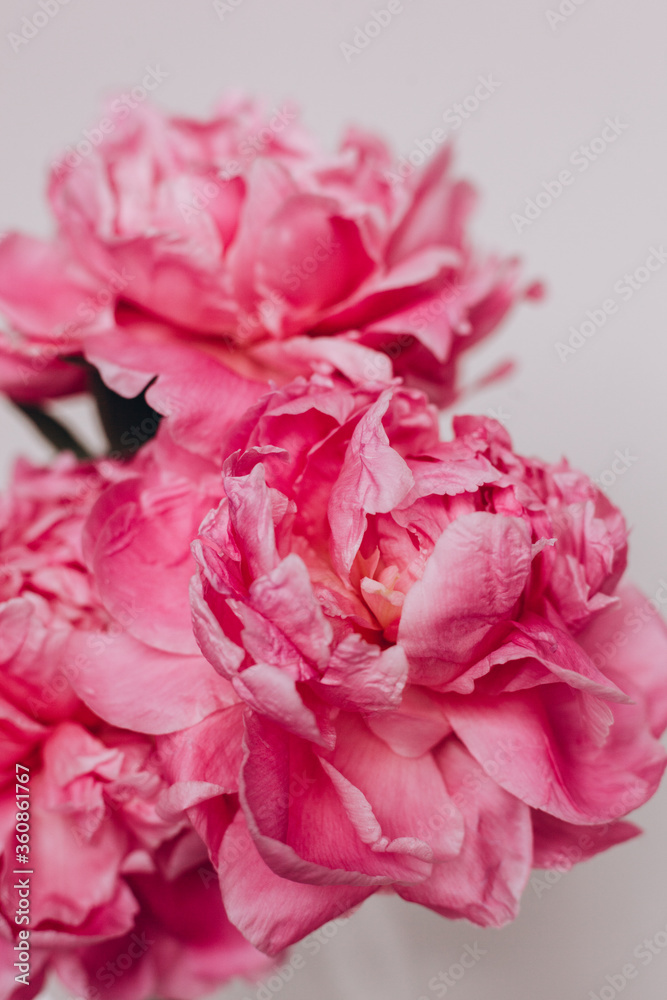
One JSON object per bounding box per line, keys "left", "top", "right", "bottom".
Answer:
{"left": 1, "top": 1, "right": 666, "bottom": 997}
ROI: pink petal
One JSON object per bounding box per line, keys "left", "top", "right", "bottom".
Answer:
{"left": 189, "top": 574, "right": 246, "bottom": 680}
{"left": 233, "top": 664, "right": 325, "bottom": 744}
{"left": 224, "top": 463, "right": 280, "bottom": 579}
{"left": 328, "top": 391, "right": 414, "bottom": 576}
{"left": 317, "top": 634, "right": 408, "bottom": 712}
{"left": 67, "top": 629, "right": 233, "bottom": 734}
{"left": 397, "top": 739, "right": 532, "bottom": 926}
{"left": 0, "top": 233, "right": 106, "bottom": 337}
{"left": 157, "top": 705, "right": 245, "bottom": 817}
{"left": 248, "top": 553, "right": 333, "bottom": 669}
{"left": 443, "top": 685, "right": 667, "bottom": 825}
{"left": 257, "top": 194, "right": 375, "bottom": 311}
{"left": 250, "top": 335, "right": 393, "bottom": 385}
{"left": 330, "top": 714, "right": 465, "bottom": 863}
{"left": 366, "top": 685, "right": 453, "bottom": 757}
{"left": 218, "top": 811, "right": 371, "bottom": 955}
{"left": 84, "top": 476, "right": 212, "bottom": 656}
{"left": 0, "top": 333, "right": 85, "bottom": 403}
{"left": 386, "top": 147, "right": 475, "bottom": 264}
{"left": 85, "top": 330, "right": 266, "bottom": 462}
{"left": 240, "top": 713, "right": 434, "bottom": 886}
{"left": 447, "top": 613, "right": 631, "bottom": 699}
{"left": 399, "top": 512, "right": 533, "bottom": 684}
{"left": 531, "top": 810, "right": 640, "bottom": 869}
{"left": 579, "top": 583, "right": 667, "bottom": 737}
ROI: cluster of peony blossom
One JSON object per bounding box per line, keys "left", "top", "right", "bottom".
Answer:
{"left": 0, "top": 96, "right": 666, "bottom": 1000}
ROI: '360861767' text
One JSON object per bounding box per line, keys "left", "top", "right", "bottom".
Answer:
{"left": 14, "top": 764, "right": 32, "bottom": 986}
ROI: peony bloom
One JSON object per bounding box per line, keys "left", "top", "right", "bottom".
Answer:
{"left": 0, "top": 453, "right": 273, "bottom": 1000}
{"left": 53, "top": 862, "right": 274, "bottom": 1000}
{"left": 0, "top": 453, "right": 126, "bottom": 727}
{"left": 0, "top": 95, "right": 537, "bottom": 445}
{"left": 0, "top": 721, "right": 273, "bottom": 1000}
{"left": 146, "top": 376, "right": 665, "bottom": 955}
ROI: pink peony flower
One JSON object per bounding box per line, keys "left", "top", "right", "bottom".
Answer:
{"left": 0, "top": 721, "right": 183, "bottom": 957}
{"left": 26, "top": 380, "right": 665, "bottom": 959}
{"left": 0, "top": 452, "right": 273, "bottom": 1000}
{"left": 147, "top": 377, "right": 666, "bottom": 955}
{"left": 0, "top": 95, "right": 538, "bottom": 445}
{"left": 0, "top": 453, "right": 125, "bottom": 727}
{"left": 53, "top": 863, "right": 274, "bottom": 1000}
{"left": 0, "top": 721, "right": 272, "bottom": 1000}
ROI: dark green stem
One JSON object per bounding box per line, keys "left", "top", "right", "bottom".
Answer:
{"left": 13, "top": 402, "right": 92, "bottom": 460}
{"left": 87, "top": 367, "right": 160, "bottom": 456}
